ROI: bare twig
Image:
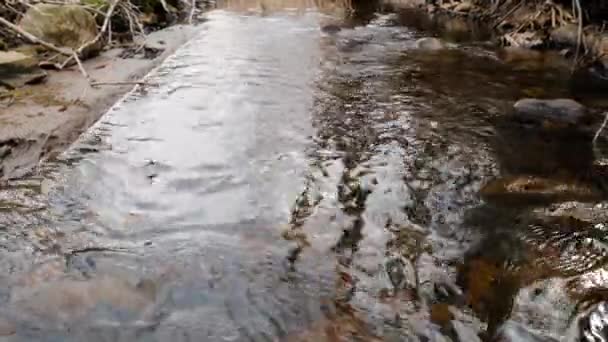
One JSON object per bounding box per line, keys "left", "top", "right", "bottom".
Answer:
{"left": 108, "top": 18, "right": 112, "bottom": 45}
{"left": 593, "top": 112, "right": 608, "bottom": 163}
{"left": 73, "top": 52, "right": 90, "bottom": 80}
{"left": 77, "top": 0, "right": 120, "bottom": 56}
{"left": 189, "top": 0, "right": 196, "bottom": 24}
{"left": 593, "top": 112, "right": 608, "bottom": 145}
{"left": 91, "top": 81, "right": 151, "bottom": 86}
{"left": 572, "top": 0, "right": 583, "bottom": 71}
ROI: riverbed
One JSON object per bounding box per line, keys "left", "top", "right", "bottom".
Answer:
{"left": 0, "top": 1, "right": 607, "bottom": 341}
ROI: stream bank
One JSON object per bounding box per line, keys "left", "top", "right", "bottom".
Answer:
{"left": 384, "top": 0, "right": 608, "bottom": 78}
{"left": 0, "top": 24, "right": 198, "bottom": 179}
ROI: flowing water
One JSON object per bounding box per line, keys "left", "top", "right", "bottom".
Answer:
{"left": 2, "top": 1, "right": 608, "bottom": 341}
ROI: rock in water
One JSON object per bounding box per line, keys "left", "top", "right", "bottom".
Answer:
{"left": 320, "top": 24, "right": 341, "bottom": 35}
{"left": 19, "top": 4, "right": 101, "bottom": 58}
{"left": 513, "top": 98, "right": 586, "bottom": 125}
{"left": 415, "top": 37, "right": 445, "bottom": 50}
{"left": 550, "top": 24, "right": 579, "bottom": 46}
{"left": 0, "top": 51, "right": 46, "bottom": 89}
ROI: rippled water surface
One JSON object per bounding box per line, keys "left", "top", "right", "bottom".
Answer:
{"left": 2, "top": 1, "right": 608, "bottom": 341}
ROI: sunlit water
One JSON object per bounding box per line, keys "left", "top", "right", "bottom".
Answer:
{"left": 1, "top": 2, "right": 608, "bottom": 341}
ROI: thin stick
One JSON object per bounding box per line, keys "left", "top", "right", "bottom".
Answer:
{"left": 593, "top": 112, "right": 608, "bottom": 145}
{"left": 73, "top": 52, "right": 90, "bottom": 80}
{"left": 593, "top": 112, "right": 608, "bottom": 163}
{"left": 77, "top": 0, "right": 120, "bottom": 56}
{"left": 91, "top": 81, "right": 150, "bottom": 86}
{"left": 189, "top": 0, "right": 196, "bottom": 24}
{"left": 108, "top": 18, "right": 112, "bottom": 45}
{"left": 572, "top": 0, "right": 583, "bottom": 71}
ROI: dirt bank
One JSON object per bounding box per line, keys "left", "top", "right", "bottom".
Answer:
{"left": 0, "top": 25, "right": 198, "bottom": 179}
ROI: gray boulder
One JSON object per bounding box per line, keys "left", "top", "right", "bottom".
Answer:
{"left": 320, "top": 24, "right": 342, "bottom": 35}
{"left": 19, "top": 4, "right": 101, "bottom": 58}
{"left": 512, "top": 98, "right": 586, "bottom": 125}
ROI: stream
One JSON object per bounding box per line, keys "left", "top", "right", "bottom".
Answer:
{"left": 1, "top": 1, "right": 608, "bottom": 341}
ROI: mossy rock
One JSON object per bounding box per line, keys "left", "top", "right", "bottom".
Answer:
{"left": 0, "top": 39, "right": 6, "bottom": 51}
{"left": 19, "top": 4, "right": 101, "bottom": 58}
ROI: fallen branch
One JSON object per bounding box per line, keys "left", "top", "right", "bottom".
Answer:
{"left": 90, "top": 81, "right": 151, "bottom": 86}
{"left": 593, "top": 112, "right": 608, "bottom": 145}
{"left": 73, "top": 52, "right": 90, "bottom": 80}
{"left": 593, "top": 112, "right": 608, "bottom": 164}
{"left": 189, "top": 0, "right": 196, "bottom": 24}
{"left": 572, "top": 0, "right": 583, "bottom": 71}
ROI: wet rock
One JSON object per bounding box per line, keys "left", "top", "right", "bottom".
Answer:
{"left": 370, "top": 13, "right": 400, "bottom": 27}
{"left": 550, "top": 24, "right": 579, "bottom": 46}
{"left": 0, "top": 38, "right": 6, "bottom": 51}
{"left": 144, "top": 25, "right": 195, "bottom": 50}
{"left": 321, "top": 24, "right": 342, "bottom": 35}
{"left": 512, "top": 98, "right": 586, "bottom": 125}
{"left": 415, "top": 37, "right": 446, "bottom": 50}
{"left": 0, "top": 51, "right": 46, "bottom": 89}
{"left": 0, "top": 51, "right": 37, "bottom": 72}
{"left": 19, "top": 4, "right": 101, "bottom": 58}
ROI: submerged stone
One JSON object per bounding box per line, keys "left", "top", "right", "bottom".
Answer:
{"left": 513, "top": 98, "right": 586, "bottom": 125}
{"left": 320, "top": 24, "right": 342, "bottom": 35}
{"left": 415, "top": 37, "right": 446, "bottom": 50}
